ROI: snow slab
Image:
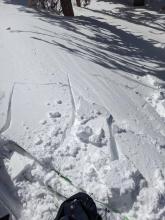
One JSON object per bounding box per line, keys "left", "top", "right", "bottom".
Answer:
{"left": 0, "top": 0, "right": 165, "bottom": 220}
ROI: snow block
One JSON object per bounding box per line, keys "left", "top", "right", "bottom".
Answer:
{"left": 7, "top": 152, "right": 33, "bottom": 179}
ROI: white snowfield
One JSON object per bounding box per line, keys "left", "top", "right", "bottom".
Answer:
{"left": 0, "top": 0, "right": 165, "bottom": 220}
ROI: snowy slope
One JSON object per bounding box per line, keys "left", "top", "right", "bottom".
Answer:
{"left": 0, "top": 0, "right": 165, "bottom": 220}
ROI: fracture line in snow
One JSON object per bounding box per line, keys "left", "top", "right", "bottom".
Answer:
{"left": 0, "top": 79, "right": 76, "bottom": 204}
{"left": 59, "top": 73, "right": 76, "bottom": 146}
{"left": 0, "top": 77, "right": 82, "bottom": 196}
{"left": 67, "top": 73, "right": 76, "bottom": 127}
{"left": 0, "top": 81, "right": 68, "bottom": 136}
{"left": 0, "top": 78, "right": 118, "bottom": 215}
{"left": 0, "top": 85, "right": 121, "bottom": 218}
{"left": 0, "top": 83, "right": 15, "bottom": 135}
{"left": 107, "top": 115, "right": 119, "bottom": 161}
{"left": 13, "top": 81, "right": 65, "bottom": 86}
{"left": 0, "top": 83, "right": 23, "bottom": 218}
{"left": 67, "top": 74, "right": 76, "bottom": 117}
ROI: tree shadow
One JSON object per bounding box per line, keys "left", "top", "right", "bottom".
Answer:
{"left": 2, "top": 0, "right": 28, "bottom": 6}
{"left": 2, "top": 0, "right": 165, "bottom": 82}
{"left": 85, "top": 0, "right": 165, "bottom": 32}
{"left": 30, "top": 15, "right": 165, "bottom": 81}
{"left": 96, "top": 0, "right": 132, "bottom": 5}
{"left": 96, "top": 0, "right": 165, "bottom": 10}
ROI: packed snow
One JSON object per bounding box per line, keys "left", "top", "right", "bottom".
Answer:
{"left": 0, "top": 0, "right": 165, "bottom": 220}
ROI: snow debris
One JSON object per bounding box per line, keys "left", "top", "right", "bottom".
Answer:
{"left": 106, "top": 158, "right": 144, "bottom": 213}
{"left": 48, "top": 112, "right": 61, "bottom": 118}
{"left": 76, "top": 125, "right": 93, "bottom": 143}
{"left": 128, "top": 170, "right": 165, "bottom": 220}
{"left": 6, "top": 152, "right": 33, "bottom": 179}
{"left": 1, "top": 1, "right": 165, "bottom": 220}
{"left": 156, "top": 101, "right": 165, "bottom": 118}
{"left": 142, "top": 74, "right": 165, "bottom": 89}
{"left": 49, "top": 128, "right": 63, "bottom": 137}
{"left": 154, "top": 43, "right": 165, "bottom": 49}
{"left": 34, "top": 137, "right": 43, "bottom": 145}
{"left": 57, "top": 100, "right": 62, "bottom": 104}
{"left": 39, "top": 119, "right": 47, "bottom": 125}
{"left": 89, "top": 128, "right": 107, "bottom": 147}
{"left": 146, "top": 90, "right": 165, "bottom": 118}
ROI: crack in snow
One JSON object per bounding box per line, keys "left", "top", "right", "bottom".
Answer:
{"left": 0, "top": 81, "right": 68, "bottom": 136}
{"left": 59, "top": 74, "right": 76, "bottom": 146}
{"left": 0, "top": 83, "right": 15, "bottom": 135}
{"left": 107, "top": 115, "right": 119, "bottom": 161}
{"left": 0, "top": 76, "right": 86, "bottom": 207}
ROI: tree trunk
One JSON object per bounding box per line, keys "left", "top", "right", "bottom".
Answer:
{"left": 28, "top": 0, "right": 33, "bottom": 7}
{"left": 60, "top": 0, "right": 74, "bottom": 16}
{"left": 133, "top": 0, "right": 145, "bottom": 6}
{"left": 76, "top": 0, "right": 81, "bottom": 7}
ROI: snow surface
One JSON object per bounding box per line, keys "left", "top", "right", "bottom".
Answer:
{"left": 0, "top": 0, "right": 165, "bottom": 220}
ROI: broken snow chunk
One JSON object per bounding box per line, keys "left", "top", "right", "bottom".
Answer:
{"left": 96, "top": 111, "right": 102, "bottom": 115}
{"left": 34, "top": 137, "right": 43, "bottom": 145}
{"left": 7, "top": 152, "right": 33, "bottom": 179}
{"left": 67, "top": 144, "right": 80, "bottom": 157}
{"left": 83, "top": 166, "right": 98, "bottom": 182}
{"left": 48, "top": 112, "right": 61, "bottom": 118}
{"left": 113, "top": 124, "right": 126, "bottom": 134}
{"left": 40, "top": 119, "right": 47, "bottom": 125}
{"left": 80, "top": 116, "right": 96, "bottom": 125}
{"left": 153, "top": 169, "right": 165, "bottom": 193}
{"left": 156, "top": 100, "right": 165, "bottom": 118}
{"left": 159, "top": 91, "right": 165, "bottom": 100}
{"left": 139, "top": 179, "right": 147, "bottom": 190}
{"left": 153, "top": 91, "right": 165, "bottom": 102}
{"left": 76, "top": 126, "right": 93, "bottom": 143}
{"left": 106, "top": 159, "right": 143, "bottom": 213}
{"left": 57, "top": 100, "right": 62, "bottom": 104}
{"left": 44, "top": 171, "right": 57, "bottom": 186}
{"left": 89, "top": 128, "right": 107, "bottom": 147}
{"left": 143, "top": 75, "right": 165, "bottom": 88}
{"left": 154, "top": 43, "right": 165, "bottom": 49}
{"left": 49, "top": 127, "right": 62, "bottom": 137}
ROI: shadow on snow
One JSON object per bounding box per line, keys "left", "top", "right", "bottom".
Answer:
{"left": 3, "top": 0, "right": 165, "bottom": 82}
